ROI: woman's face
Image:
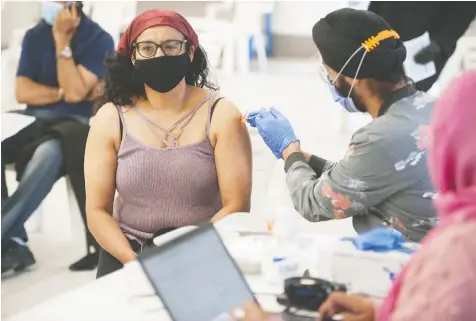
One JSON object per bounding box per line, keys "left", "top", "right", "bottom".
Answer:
{"left": 132, "top": 26, "right": 193, "bottom": 62}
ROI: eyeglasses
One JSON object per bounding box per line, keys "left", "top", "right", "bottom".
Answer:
{"left": 133, "top": 40, "right": 188, "bottom": 58}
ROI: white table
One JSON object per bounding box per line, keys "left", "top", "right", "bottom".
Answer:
{"left": 6, "top": 220, "right": 406, "bottom": 320}
{"left": 6, "top": 260, "right": 284, "bottom": 321}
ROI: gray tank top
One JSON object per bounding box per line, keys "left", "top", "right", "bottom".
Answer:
{"left": 113, "top": 92, "right": 222, "bottom": 243}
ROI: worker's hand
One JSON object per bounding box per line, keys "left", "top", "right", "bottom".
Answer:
{"left": 319, "top": 292, "right": 375, "bottom": 321}
{"left": 414, "top": 41, "right": 442, "bottom": 65}
{"left": 246, "top": 107, "right": 299, "bottom": 159}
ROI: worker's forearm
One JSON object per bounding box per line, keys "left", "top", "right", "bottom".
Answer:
{"left": 308, "top": 155, "right": 331, "bottom": 178}
{"left": 87, "top": 210, "right": 136, "bottom": 264}
{"left": 285, "top": 155, "right": 334, "bottom": 222}
{"left": 15, "top": 77, "right": 60, "bottom": 106}
{"left": 55, "top": 39, "right": 88, "bottom": 103}
{"left": 287, "top": 150, "right": 332, "bottom": 178}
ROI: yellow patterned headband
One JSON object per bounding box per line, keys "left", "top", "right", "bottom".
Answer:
{"left": 362, "top": 29, "right": 400, "bottom": 52}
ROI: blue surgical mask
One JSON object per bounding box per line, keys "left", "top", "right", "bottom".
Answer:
{"left": 322, "top": 44, "right": 369, "bottom": 114}
{"left": 328, "top": 83, "right": 359, "bottom": 113}
{"left": 41, "top": 1, "right": 64, "bottom": 25}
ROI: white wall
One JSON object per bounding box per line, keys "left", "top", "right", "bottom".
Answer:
{"left": 271, "top": 1, "right": 346, "bottom": 37}
{"left": 0, "top": 1, "right": 136, "bottom": 48}
{"left": 138, "top": 1, "right": 346, "bottom": 38}
{"left": 89, "top": 1, "right": 137, "bottom": 45}
{"left": 1, "top": 1, "right": 41, "bottom": 48}
{"left": 0, "top": 1, "right": 346, "bottom": 46}
{"left": 137, "top": 1, "right": 221, "bottom": 17}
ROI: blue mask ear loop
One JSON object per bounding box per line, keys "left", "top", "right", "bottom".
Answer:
{"left": 331, "top": 46, "right": 369, "bottom": 98}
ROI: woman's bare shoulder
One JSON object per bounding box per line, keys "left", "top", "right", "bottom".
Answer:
{"left": 89, "top": 103, "right": 121, "bottom": 146}
{"left": 91, "top": 103, "right": 119, "bottom": 125}
{"left": 210, "top": 96, "right": 242, "bottom": 125}
{"left": 208, "top": 96, "right": 250, "bottom": 149}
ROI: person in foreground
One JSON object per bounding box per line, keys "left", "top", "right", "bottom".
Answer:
{"left": 248, "top": 8, "right": 437, "bottom": 242}
{"left": 85, "top": 9, "right": 252, "bottom": 278}
{"left": 242, "top": 71, "right": 476, "bottom": 320}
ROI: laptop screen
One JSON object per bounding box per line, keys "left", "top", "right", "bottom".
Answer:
{"left": 139, "top": 223, "right": 254, "bottom": 321}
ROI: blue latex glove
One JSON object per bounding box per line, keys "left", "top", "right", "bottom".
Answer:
{"left": 246, "top": 107, "right": 299, "bottom": 159}
{"left": 342, "top": 227, "right": 412, "bottom": 253}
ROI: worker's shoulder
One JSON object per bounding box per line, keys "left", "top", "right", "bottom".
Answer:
{"left": 354, "top": 92, "right": 435, "bottom": 147}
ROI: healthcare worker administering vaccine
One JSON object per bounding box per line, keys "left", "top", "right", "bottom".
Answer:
{"left": 248, "top": 8, "right": 438, "bottom": 242}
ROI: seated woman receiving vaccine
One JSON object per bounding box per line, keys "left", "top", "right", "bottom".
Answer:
{"left": 84, "top": 9, "right": 252, "bottom": 277}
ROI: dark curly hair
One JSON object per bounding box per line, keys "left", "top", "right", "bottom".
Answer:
{"left": 95, "top": 42, "right": 219, "bottom": 112}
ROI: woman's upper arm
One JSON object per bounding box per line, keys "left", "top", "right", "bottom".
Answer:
{"left": 211, "top": 99, "right": 252, "bottom": 211}
{"left": 84, "top": 103, "right": 120, "bottom": 215}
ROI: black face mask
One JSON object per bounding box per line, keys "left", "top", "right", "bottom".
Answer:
{"left": 134, "top": 53, "right": 191, "bottom": 93}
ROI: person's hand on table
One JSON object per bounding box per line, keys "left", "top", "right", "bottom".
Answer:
{"left": 319, "top": 292, "right": 375, "bottom": 321}
{"left": 246, "top": 108, "right": 299, "bottom": 159}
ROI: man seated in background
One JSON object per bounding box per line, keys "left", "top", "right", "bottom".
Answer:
{"left": 1, "top": 1, "right": 114, "bottom": 274}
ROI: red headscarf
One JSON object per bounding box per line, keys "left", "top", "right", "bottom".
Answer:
{"left": 117, "top": 9, "right": 199, "bottom": 57}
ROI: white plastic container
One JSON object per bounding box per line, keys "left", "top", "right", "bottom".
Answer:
{"left": 261, "top": 251, "right": 300, "bottom": 286}
{"left": 316, "top": 241, "right": 413, "bottom": 298}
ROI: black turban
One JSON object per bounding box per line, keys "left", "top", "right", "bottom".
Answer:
{"left": 312, "top": 8, "right": 406, "bottom": 79}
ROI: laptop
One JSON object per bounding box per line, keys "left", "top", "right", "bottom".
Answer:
{"left": 138, "top": 223, "right": 255, "bottom": 321}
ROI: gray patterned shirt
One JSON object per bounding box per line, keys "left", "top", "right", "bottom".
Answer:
{"left": 285, "top": 86, "right": 437, "bottom": 242}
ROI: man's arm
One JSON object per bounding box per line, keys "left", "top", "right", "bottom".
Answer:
{"left": 85, "top": 80, "right": 105, "bottom": 102}
{"left": 54, "top": 5, "right": 99, "bottom": 103}
{"left": 15, "top": 29, "right": 62, "bottom": 106}
{"left": 56, "top": 53, "right": 98, "bottom": 103}
{"left": 284, "top": 143, "right": 334, "bottom": 178}
{"left": 15, "top": 77, "right": 61, "bottom": 106}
